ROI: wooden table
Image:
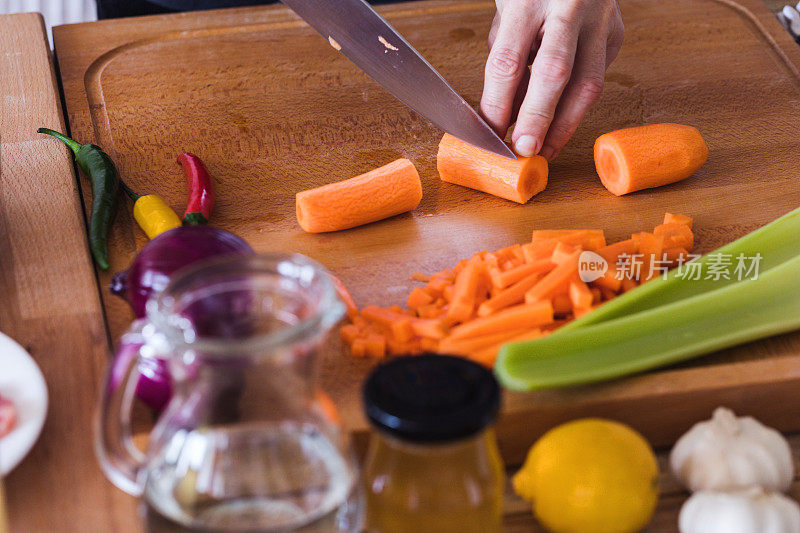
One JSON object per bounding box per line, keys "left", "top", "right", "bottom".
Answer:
{"left": 1, "top": 1, "right": 800, "bottom": 531}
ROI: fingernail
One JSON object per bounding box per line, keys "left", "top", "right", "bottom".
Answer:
{"left": 539, "top": 145, "right": 555, "bottom": 160}
{"left": 514, "top": 135, "right": 538, "bottom": 157}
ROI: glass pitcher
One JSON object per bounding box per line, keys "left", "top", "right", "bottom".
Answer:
{"left": 96, "top": 254, "right": 362, "bottom": 532}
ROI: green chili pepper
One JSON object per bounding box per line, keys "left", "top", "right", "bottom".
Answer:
{"left": 38, "top": 128, "right": 120, "bottom": 270}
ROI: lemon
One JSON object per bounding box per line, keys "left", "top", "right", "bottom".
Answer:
{"left": 513, "top": 418, "right": 659, "bottom": 533}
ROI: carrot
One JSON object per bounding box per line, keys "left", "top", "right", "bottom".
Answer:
{"left": 439, "top": 328, "right": 534, "bottom": 355}
{"left": 532, "top": 229, "right": 606, "bottom": 251}
{"left": 361, "top": 306, "right": 414, "bottom": 342}
{"left": 471, "top": 329, "right": 545, "bottom": 367}
{"left": 664, "top": 246, "right": 690, "bottom": 266}
{"left": 351, "top": 338, "right": 367, "bottom": 358}
{"left": 489, "top": 259, "right": 553, "bottom": 289}
{"left": 621, "top": 278, "right": 639, "bottom": 293}
{"left": 410, "top": 318, "right": 448, "bottom": 340}
{"left": 569, "top": 280, "right": 594, "bottom": 310}
{"left": 364, "top": 334, "right": 387, "bottom": 359}
{"left": 437, "top": 133, "right": 548, "bottom": 204}
{"left": 420, "top": 338, "right": 440, "bottom": 352}
{"left": 449, "top": 301, "right": 554, "bottom": 340}
{"left": 591, "top": 268, "right": 623, "bottom": 292}
{"left": 596, "top": 239, "right": 636, "bottom": 264}
{"left": 593, "top": 123, "right": 708, "bottom": 196}
{"left": 296, "top": 158, "right": 422, "bottom": 233}
{"left": 425, "top": 276, "right": 452, "bottom": 298}
{"left": 478, "top": 270, "right": 544, "bottom": 317}
{"left": 410, "top": 271, "right": 430, "bottom": 282}
{"left": 340, "top": 324, "right": 361, "bottom": 345}
{"left": 406, "top": 287, "right": 434, "bottom": 309}
{"left": 590, "top": 287, "right": 602, "bottom": 304}
{"left": 552, "top": 294, "right": 573, "bottom": 315}
{"left": 524, "top": 252, "right": 580, "bottom": 303}
{"left": 664, "top": 213, "right": 693, "bottom": 229}
{"left": 654, "top": 223, "right": 694, "bottom": 251}
{"left": 447, "top": 261, "right": 481, "bottom": 323}
{"left": 522, "top": 240, "right": 559, "bottom": 263}
{"left": 632, "top": 232, "right": 664, "bottom": 282}
{"left": 551, "top": 242, "right": 581, "bottom": 264}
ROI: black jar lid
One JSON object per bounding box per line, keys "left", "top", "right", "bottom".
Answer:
{"left": 362, "top": 353, "right": 501, "bottom": 443}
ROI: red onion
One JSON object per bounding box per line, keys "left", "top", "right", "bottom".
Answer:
{"left": 109, "top": 226, "right": 254, "bottom": 411}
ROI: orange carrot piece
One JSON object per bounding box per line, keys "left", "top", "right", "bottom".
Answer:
{"left": 654, "top": 223, "right": 694, "bottom": 251}
{"left": 621, "top": 278, "right": 639, "bottom": 292}
{"left": 439, "top": 328, "right": 533, "bottom": 355}
{"left": 443, "top": 285, "right": 455, "bottom": 302}
{"left": 448, "top": 301, "right": 554, "bottom": 340}
{"left": 663, "top": 213, "right": 693, "bottom": 229}
{"left": 489, "top": 259, "right": 553, "bottom": 289}
{"left": 531, "top": 229, "right": 606, "bottom": 251}
{"left": 552, "top": 294, "right": 573, "bottom": 315}
{"left": 361, "top": 306, "right": 414, "bottom": 342}
{"left": 522, "top": 240, "right": 560, "bottom": 263}
{"left": 340, "top": 324, "right": 361, "bottom": 345}
{"left": 410, "top": 271, "right": 430, "bottom": 282}
{"left": 569, "top": 280, "right": 594, "bottom": 310}
{"left": 573, "top": 305, "right": 595, "bottom": 319}
{"left": 594, "top": 123, "right": 708, "bottom": 196}
{"left": 664, "top": 246, "right": 690, "bottom": 266}
{"left": 435, "top": 268, "right": 456, "bottom": 282}
{"left": 420, "top": 338, "right": 440, "bottom": 352}
{"left": 591, "top": 268, "right": 623, "bottom": 292}
{"left": 417, "top": 304, "right": 441, "bottom": 319}
{"left": 478, "top": 270, "right": 545, "bottom": 317}
{"left": 425, "top": 276, "right": 452, "bottom": 298}
{"left": 447, "top": 262, "right": 481, "bottom": 324}
{"left": 364, "top": 334, "right": 387, "bottom": 359}
{"left": 437, "top": 133, "right": 549, "bottom": 204}
{"left": 524, "top": 252, "right": 580, "bottom": 303}
{"left": 471, "top": 328, "right": 545, "bottom": 367}
{"left": 351, "top": 338, "right": 367, "bottom": 358}
{"left": 296, "top": 158, "right": 422, "bottom": 233}
{"left": 632, "top": 232, "right": 664, "bottom": 282}
{"left": 590, "top": 287, "right": 602, "bottom": 304}
{"left": 407, "top": 287, "right": 434, "bottom": 309}
{"left": 411, "top": 318, "right": 448, "bottom": 340}
{"left": 551, "top": 242, "right": 581, "bottom": 264}
{"left": 596, "top": 239, "right": 637, "bottom": 264}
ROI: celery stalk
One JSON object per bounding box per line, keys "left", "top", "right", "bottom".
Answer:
{"left": 494, "top": 255, "right": 800, "bottom": 391}
{"left": 560, "top": 206, "right": 800, "bottom": 333}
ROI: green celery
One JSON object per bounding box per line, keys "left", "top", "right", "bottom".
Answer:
{"left": 494, "top": 254, "right": 800, "bottom": 391}
{"left": 559, "top": 206, "right": 800, "bottom": 333}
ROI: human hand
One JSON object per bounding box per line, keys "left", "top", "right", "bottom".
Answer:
{"left": 480, "top": 0, "right": 624, "bottom": 160}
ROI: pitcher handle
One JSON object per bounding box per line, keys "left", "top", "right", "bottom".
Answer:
{"left": 94, "top": 320, "right": 152, "bottom": 496}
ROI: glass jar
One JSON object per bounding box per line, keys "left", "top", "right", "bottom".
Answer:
{"left": 362, "top": 354, "right": 504, "bottom": 533}
{"left": 96, "top": 254, "right": 363, "bottom": 532}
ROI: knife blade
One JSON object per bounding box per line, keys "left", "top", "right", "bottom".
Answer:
{"left": 280, "top": 0, "right": 516, "bottom": 159}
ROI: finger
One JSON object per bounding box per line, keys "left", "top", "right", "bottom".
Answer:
{"left": 511, "top": 15, "right": 579, "bottom": 156}
{"left": 488, "top": 12, "right": 500, "bottom": 49}
{"left": 480, "top": 3, "right": 541, "bottom": 136}
{"left": 539, "top": 33, "right": 607, "bottom": 160}
{"left": 606, "top": 23, "right": 624, "bottom": 68}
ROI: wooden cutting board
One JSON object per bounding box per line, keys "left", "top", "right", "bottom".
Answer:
{"left": 54, "top": 0, "right": 800, "bottom": 463}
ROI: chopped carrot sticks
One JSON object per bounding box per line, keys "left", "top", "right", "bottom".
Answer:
{"left": 338, "top": 212, "right": 695, "bottom": 367}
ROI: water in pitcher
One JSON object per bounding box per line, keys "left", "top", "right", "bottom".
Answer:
{"left": 143, "top": 423, "right": 361, "bottom": 532}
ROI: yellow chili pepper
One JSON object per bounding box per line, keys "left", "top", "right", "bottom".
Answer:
{"left": 132, "top": 194, "right": 182, "bottom": 239}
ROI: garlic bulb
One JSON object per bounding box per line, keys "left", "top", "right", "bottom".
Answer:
{"left": 670, "top": 407, "right": 794, "bottom": 492}
{"left": 679, "top": 487, "right": 800, "bottom": 533}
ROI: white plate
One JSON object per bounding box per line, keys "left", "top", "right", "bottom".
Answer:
{"left": 0, "top": 331, "right": 48, "bottom": 475}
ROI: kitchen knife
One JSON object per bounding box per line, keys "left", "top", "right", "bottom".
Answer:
{"left": 280, "top": 0, "right": 516, "bottom": 159}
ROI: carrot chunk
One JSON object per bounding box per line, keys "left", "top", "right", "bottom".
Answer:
{"left": 437, "top": 133, "right": 548, "bottom": 204}
{"left": 478, "top": 270, "right": 544, "bottom": 317}
{"left": 296, "top": 158, "right": 422, "bottom": 233}
{"left": 489, "top": 259, "right": 553, "bottom": 289}
{"left": 411, "top": 318, "right": 448, "bottom": 340}
{"left": 594, "top": 123, "right": 708, "bottom": 196}
{"left": 525, "top": 252, "right": 580, "bottom": 303}
{"left": 410, "top": 271, "right": 430, "bottom": 282}
{"left": 351, "top": 338, "right": 367, "bottom": 358}
{"left": 340, "top": 324, "right": 361, "bottom": 345}
{"left": 406, "top": 287, "right": 434, "bottom": 309}
{"left": 364, "top": 334, "right": 387, "bottom": 359}
{"left": 449, "top": 301, "right": 554, "bottom": 340}
{"left": 552, "top": 294, "right": 573, "bottom": 315}
{"left": 569, "top": 280, "right": 594, "bottom": 310}
{"left": 447, "top": 262, "right": 481, "bottom": 324}
{"left": 663, "top": 213, "right": 693, "bottom": 228}
{"left": 654, "top": 223, "right": 695, "bottom": 251}
{"left": 596, "top": 239, "right": 636, "bottom": 264}
{"left": 632, "top": 232, "right": 664, "bottom": 282}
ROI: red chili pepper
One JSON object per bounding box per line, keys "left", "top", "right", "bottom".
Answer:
{"left": 177, "top": 152, "right": 215, "bottom": 225}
